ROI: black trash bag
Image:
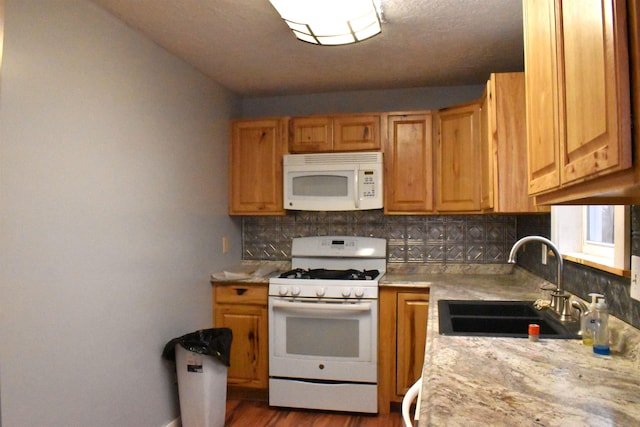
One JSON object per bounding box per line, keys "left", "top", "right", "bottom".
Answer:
{"left": 162, "top": 328, "right": 233, "bottom": 367}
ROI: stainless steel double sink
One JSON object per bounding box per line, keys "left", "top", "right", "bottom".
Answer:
{"left": 438, "top": 300, "right": 580, "bottom": 339}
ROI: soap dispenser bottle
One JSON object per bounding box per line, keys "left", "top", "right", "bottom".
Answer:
{"left": 592, "top": 296, "right": 611, "bottom": 356}
{"left": 581, "top": 293, "right": 602, "bottom": 346}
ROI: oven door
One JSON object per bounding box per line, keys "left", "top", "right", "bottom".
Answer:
{"left": 268, "top": 297, "right": 377, "bottom": 383}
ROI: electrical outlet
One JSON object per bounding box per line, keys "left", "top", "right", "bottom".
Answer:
{"left": 631, "top": 255, "right": 640, "bottom": 301}
{"left": 541, "top": 244, "right": 548, "bottom": 265}
{"left": 222, "top": 236, "right": 229, "bottom": 254}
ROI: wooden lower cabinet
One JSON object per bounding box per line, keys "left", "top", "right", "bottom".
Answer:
{"left": 378, "top": 286, "right": 430, "bottom": 413}
{"left": 213, "top": 282, "right": 269, "bottom": 397}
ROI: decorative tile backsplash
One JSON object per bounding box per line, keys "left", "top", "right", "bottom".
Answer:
{"left": 242, "top": 210, "right": 519, "bottom": 264}
{"left": 241, "top": 207, "right": 640, "bottom": 330}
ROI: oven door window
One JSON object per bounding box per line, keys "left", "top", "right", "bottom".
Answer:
{"left": 286, "top": 317, "right": 359, "bottom": 357}
{"left": 270, "top": 299, "right": 376, "bottom": 362}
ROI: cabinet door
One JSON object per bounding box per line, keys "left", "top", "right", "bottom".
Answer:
{"left": 333, "top": 115, "right": 380, "bottom": 151}
{"left": 487, "top": 72, "right": 542, "bottom": 212}
{"left": 480, "top": 83, "right": 494, "bottom": 211}
{"left": 523, "top": 0, "right": 562, "bottom": 195}
{"left": 229, "top": 119, "right": 286, "bottom": 215}
{"left": 396, "top": 292, "right": 429, "bottom": 396}
{"left": 435, "top": 103, "right": 482, "bottom": 211}
{"left": 289, "top": 116, "right": 333, "bottom": 153}
{"left": 214, "top": 304, "right": 268, "bottom": 389}
{"left": 523, "top": 0, "right": 631, "bottom": 197}
{"left": 378, "top": 286, "right": 429, "bottom": 413}
{"left": 385, "top": 113, "right": 434, "bottom": 213}
{"left": 560, "top": 0, "right": 631, "bottom": 184}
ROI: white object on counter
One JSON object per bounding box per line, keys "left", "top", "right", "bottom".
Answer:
{"left": 211, "top": 264, "right": 279, "bottom": 281}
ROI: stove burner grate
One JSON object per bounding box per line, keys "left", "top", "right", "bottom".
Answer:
{"left": 278, "top": 268, "right": 380, "bottom": 281}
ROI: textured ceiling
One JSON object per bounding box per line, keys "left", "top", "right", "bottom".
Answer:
{"left": 90, "top": 0, "right": 525, "bottom": 97}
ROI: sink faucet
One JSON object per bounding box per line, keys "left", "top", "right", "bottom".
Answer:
{"left": 508, "top": 236, "right": 573, "bottom": 322}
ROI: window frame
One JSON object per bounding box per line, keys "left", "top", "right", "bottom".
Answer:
{"left": 551, "top": 205, "right": 630, "bottom": 275}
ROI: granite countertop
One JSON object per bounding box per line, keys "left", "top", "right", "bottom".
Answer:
{"left": 392, "top": 267, "right": 640, "bottom": 427}
{"left": 213, "top": 262, "right": 640, "bottom": 423}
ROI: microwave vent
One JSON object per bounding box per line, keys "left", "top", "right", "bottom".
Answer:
{"left": 285, "top": 152, "right": 382, "bottom": 165}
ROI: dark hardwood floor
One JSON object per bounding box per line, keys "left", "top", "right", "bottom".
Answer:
{"left": 224, "top": 399, "right": 404, "bottom": 427}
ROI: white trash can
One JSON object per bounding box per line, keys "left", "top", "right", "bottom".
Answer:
{"left": 175, "top": 344, "right": 228, "bottom": 427}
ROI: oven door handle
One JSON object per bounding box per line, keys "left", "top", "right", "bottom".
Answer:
{"left": 271, "top": 299, "right": 372, "bottom": 312}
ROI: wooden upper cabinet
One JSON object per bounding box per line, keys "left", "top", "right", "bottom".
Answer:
{"left": 384, "top": 113, "right": 434, "bottom": 213}
{"left": 289, "top": 114, "right": 380, "bottom": 153}
{"left": 480, "top": 83, "right": 494, "bottom": 211}
{"left": 289, "top": 116, "right": 333, "bottom": 153}
{"left": 523, "top": 0, "right": 562, "bottom": 195}
{"left": 560, "top": 0, "right": 631, "bottom": 184}
{"left": 523, "top": 0, "right": 631, "bottom": 197}
{"left": 333, "top": 115, "right": 380, "bottom": 151}
{"left": 435, "top": 102, "right": 482, "bottom": 212}
{"left": 482, "top": 72, "right": 543, "bottom": 212}
{"left": 229, "top": 119, "right": 286, "bottom": 215}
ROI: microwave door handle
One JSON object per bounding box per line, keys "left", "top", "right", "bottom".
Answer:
{"left": 272, "top": 299, "right": 372, "bottom": 312}
{"left": 354, "top": 168, "right": 359, "bottom": 209}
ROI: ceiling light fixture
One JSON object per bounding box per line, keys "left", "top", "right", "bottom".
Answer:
{"left": 268, "top": 0, "right": 382, "bottom": 46}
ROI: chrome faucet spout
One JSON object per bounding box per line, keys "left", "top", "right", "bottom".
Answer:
{"left": 508, "top": 236, "right": 570, "bottom": 320}
{"left": 508, "top": 236, "right": 563, "bottom": 292}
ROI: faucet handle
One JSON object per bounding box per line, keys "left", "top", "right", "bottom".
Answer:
{"left": 557, "top": 294, "right": 575, "bottom": 322}
{"left": 550, "top": 291, "right": 562, "bottom": 312}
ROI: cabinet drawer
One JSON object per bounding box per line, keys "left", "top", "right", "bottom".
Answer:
{"left": 214, "top": 284, "right": 268, "bottom": 305}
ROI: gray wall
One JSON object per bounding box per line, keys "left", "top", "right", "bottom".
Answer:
{"left": 241, "top": 85, "right": 486, "bottom": 118}
{"left": 0, "top": 1, "right": 241, "bottom": 426}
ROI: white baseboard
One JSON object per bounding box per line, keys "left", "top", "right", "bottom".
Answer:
{"left": 164, "top": 416, "right": 180, "bottom": 427}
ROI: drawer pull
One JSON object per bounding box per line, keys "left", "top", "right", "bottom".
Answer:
{"left": 235, "top": 288, "right": 248, "bottom": 296}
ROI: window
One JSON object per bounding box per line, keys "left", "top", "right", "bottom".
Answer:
{"left": 583, "top": 206, "right": 615, "bottom": 259}
{"left": 552, "top": 205, "right": 630, "bottom": 274}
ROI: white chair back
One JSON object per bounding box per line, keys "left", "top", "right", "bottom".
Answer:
{"left": 402, "top": 378, "right": 422, "bottom": 427}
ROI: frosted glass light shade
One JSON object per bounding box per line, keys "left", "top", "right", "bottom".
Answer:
{"left": 269, "top": 0, "right": 382, "bottom": 45}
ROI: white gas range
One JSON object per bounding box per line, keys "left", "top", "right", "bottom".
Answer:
{"left": 268, "top": 236, "right": 386, "bottom": 414}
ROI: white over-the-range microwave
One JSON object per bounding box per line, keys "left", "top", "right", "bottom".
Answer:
{"left": 283, "top": 151, "right": 383, "bottom": 211}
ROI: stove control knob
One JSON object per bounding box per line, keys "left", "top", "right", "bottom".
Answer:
{"left": 354, "top": 288, "right": 365, "bottom": 298}
{"left": 291, "top": 286, "right": 301, "bottom": 296}
{"left": 341, "top": 288, "right": 352, "bottom": 298}
{"left": 316, "top": 287, "right": 326, "bottom": 297}
{"left": 278, "top": 286, "right": 289, "bottom": 296}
